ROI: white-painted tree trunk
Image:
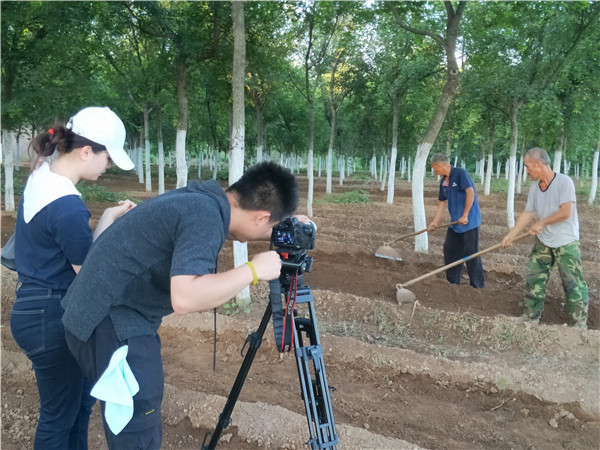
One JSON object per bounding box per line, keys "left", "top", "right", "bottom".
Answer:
{"left": 231, "top": 1, "right": 250, "bottom": 306}
{"left": 144, "top": 107, "right": 152, "bottom": 192}
{"left": 386, "top": 150, "right": 397, "bottom": 204}
{"left": 506, "top": 102, "right": 522, "bottom": 228}
{"left": 156, "top": 105, "right": 165, "bottom": 195}
{"left": 158, "top": 141, "right": 165, "bottom": 195}
{"left": 175, "top": 130, "right": 187, "bottom": 188}
{"left": 306, "top": 101, "right": 316, "bottom": 217}
{"left": 412, "top": 144, "right": 431, "bottom": 253}
{"left": 588, "top": 138, "right": 599, "bottom": 205}
{"left": 380, "top": 155, "right": 388, "bottom": 192}
{"left": 553, "top": 151, "right": 562, "bottom": 173}
{"left": 212, "top": 147, "right": 219, "bottom": 179}
{"left": 175, "top": 57, "right": 189, "bottom": 189}
{"left": 484, "top": 153, "right": 493, "bottom": 196}
{"left": 326, "top": 145, "right": 333, "bottom": 194}
{"left": 2, "top": 131, "right": 15, "bottom": 211}
{"left": 517, "top": 153, "right": 524, "bottom": 195}
{"left": 387, "top": 92, "right": 399, "bottom": 204}
{"left": 137, "top": 145, "right": 144, "bottom": 184}
{"left": 14, "top": 134, "right": 20, "bottom": 172}
{"left": 479, "top": 157, "right": 485, "bottom": 184}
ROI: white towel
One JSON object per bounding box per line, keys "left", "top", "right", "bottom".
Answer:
{"left": 90, "top": 345, "right": 140, "bottom": 435}
{"left": 23, "top": 162, "right": 81, "bottom": 223}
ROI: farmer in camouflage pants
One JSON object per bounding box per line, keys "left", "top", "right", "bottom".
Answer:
{"left": 502, "top": 147, "right": 589, "bottom": 330}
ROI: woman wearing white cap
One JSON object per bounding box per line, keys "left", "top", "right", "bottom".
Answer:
{"left": 10, "top": 106, "right": 136, "bottom": 449}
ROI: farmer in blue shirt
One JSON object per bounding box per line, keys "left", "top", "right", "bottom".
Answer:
{"left": 428, "top": 153, "right": 484, "bottom": 288}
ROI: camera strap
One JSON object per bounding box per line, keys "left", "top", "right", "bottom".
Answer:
{"left": 269, "top": 273, "right": 298, "bottom": 353}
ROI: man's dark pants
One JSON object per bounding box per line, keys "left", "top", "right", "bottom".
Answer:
{"left": 65, "top": 316, "right": 164, "bottom": 450}
{"left": 443, "top": 227, "right": 484, "bottom": 288}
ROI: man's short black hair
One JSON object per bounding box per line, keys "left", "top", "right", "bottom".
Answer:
{"left": 226, "top": 162, "right": 299, "bottom": 223}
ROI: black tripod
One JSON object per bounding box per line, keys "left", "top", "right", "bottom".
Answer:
{"left": 202, "top": 268, "right": 338, "bottom": 450}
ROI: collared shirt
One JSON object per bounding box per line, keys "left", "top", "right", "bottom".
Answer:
{"left": 438, "top": 166, "right": 481, "bottom": 233}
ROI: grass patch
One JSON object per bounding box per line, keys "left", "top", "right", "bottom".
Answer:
{"left": 322, "top": 320, "right": 361, "bottom": 337}
{"left": 77, "top": 183, "right": 137, "bottom": 203}
{"left": 315, "top": 190, "right": 372, "bottom": 205}
{"left": 363, "top": 303, "right": 413, "bottom": 347}
{"left": 419, "top": 310, "right": 559, "bottom": 354}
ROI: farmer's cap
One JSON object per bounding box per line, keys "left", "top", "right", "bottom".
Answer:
{"left": 66, "top": 107, "right": 134, "bottom": 170}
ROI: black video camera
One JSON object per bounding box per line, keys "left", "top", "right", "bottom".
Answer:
{"left": 270, "top": 217, "right": 315, "bottom": 275}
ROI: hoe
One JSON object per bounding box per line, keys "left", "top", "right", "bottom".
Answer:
{"left": 375, "top": 221, "right": 458, "bottom": 261}
{"left": 396, "top": 232, "right": 531, "bottom": 304}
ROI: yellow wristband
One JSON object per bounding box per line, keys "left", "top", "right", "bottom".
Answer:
{"left": 246, "top": 261, "right": 258, "bottom": 286}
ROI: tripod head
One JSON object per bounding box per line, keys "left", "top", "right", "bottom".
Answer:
{"left": 270, "top": 216, "right": 316, "bottom": 289}
{"left": 270, "top": 217, "right": 316, "bottom": 352}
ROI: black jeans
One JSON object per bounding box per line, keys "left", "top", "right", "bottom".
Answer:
{"left": 65, "top": 316, "right": 163, "bottom": 450}
{"left": 443, "top": 227, "right": 484, "bottom": 288}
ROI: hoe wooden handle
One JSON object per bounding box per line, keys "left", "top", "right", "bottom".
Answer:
{"left": 396, "top": 232, "right": 530, "bottom": 289}
{"left": 386, "top": 221, "right": 459, "bottom": 246}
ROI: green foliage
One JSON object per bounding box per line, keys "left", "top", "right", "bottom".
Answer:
{"left": 222, "top": 298, "right": 251, "bottom": 316}
{"left": 1, "top": 1, "right": 598, "bottom": 169}
{"left": 77, "top": 183, "right": 136, "bottom": 203}
{"left": 317, "top": 190, "right": 372, "bottom": 205}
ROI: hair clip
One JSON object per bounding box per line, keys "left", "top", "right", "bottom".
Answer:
{"left": 48, "top": 128, "right": 55, "bottom": 135}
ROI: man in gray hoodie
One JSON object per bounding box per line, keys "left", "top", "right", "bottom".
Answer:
{"left": 62, "top": 162, "right": 299, "bottom": 449}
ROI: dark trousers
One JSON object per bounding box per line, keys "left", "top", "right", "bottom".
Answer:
{"left": 10, "top": 286, "right": 96, "bottom": 450}
{"left": 443, "top": 227, "right": 484, "bottom": 288}
{"left": 65, "top": 316, "right": 163, "bottom": 450}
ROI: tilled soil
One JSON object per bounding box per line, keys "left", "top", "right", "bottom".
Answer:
{"left": 2, "top": 171, "right": 599, "bottom": 449}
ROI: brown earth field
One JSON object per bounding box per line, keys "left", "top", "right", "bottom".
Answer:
{"left": 2, "top": 169, "right": 599, "bottom": 449}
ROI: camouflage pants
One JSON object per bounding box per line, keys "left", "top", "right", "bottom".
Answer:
{"left": 524, "top": 238, "right": 589, "bottom": 322}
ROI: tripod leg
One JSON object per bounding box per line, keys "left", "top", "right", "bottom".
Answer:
{"left": 202, "top": 303, "right": 272, "bottom": 450}
{"left": 293, "top": 292, "right": 339, "bottom": 449}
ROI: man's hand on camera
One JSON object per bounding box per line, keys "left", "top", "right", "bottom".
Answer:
{"left": 252, "top": 251, "right": 283, "bottom": 281}
{"left": 294, "top": 215, "right": 317, "bottom": 231}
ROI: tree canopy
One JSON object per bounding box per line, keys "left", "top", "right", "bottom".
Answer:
{"left": 2, "top": 1, "right": 599, "bottom": 172}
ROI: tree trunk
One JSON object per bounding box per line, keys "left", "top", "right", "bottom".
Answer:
{"left": 412, "top": 65, "right": 461, "bottom": 252}
{"left": 589, "top": 136, "right": 599, "bottom": 205}
{"left": 506, "top": 100, "right": 522, "bottom": 228}
{"left": 144, "top": 106, "right": 152, "bottom": 192}
{"left": 553, "top": 131, "right": 565, "bottom": 173}
{"left": 393, "top": 1, "right": 465, "bottom": 253}
{"left": 231, "top": 0, "right": 250, "bottom": 306}
{"left": 380, "top": 152, "right": 388, "bottom": 191}
{"left": 2, "top": 131, "right": 15, "bottom": 211}
{"left": 307, "top": 100, "right": 315, "bottom": 217}
{"left": 15, "top": 132, "right": 20, "bottom": 172}
{"left": 326, "top": 110, "right": 336, "bottom": 195}
{"left": 175, "top": 59, "right": 189, "bottom": 188}
{"left": 387, "top": 91, "right": 399, "bottom": 204}
{"left": 156, "top": 101, "right": 165, "bottom": 195}
{"left": 256, "top": 103, "right": 263, "bottom": 163}
{"left": 517, "top": 136, "right": 526, "bottom": 195}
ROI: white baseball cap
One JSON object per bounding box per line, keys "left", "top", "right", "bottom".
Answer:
{"left": 66, "top": 106, "right": 134, "bottom": 170}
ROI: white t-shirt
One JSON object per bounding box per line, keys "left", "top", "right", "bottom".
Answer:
{"left": 525, "top": 172, "right": 579, "bottom": 248}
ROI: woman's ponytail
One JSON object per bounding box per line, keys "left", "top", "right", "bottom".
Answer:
{"left": 29, "top": 124, "right": 70, "bottom": 170}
